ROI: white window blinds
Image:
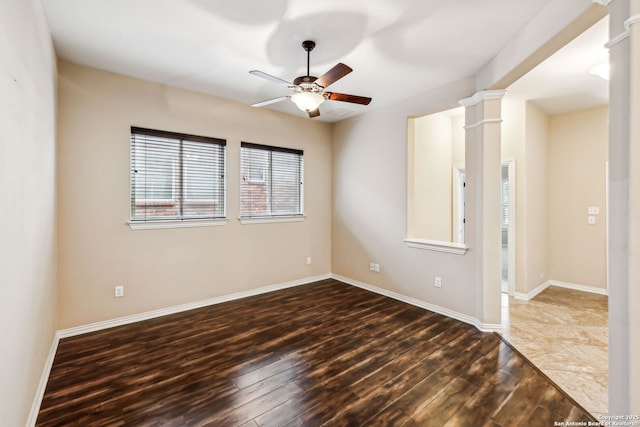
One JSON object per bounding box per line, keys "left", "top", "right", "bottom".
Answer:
{"left": 501, "top": 177, "right": 509, "bottom": 228}
{"left": 240, "top": 142, "right": 304, "bottom": 218}
{"left": 130, "top": 127, "right": 226, "bottom": 222}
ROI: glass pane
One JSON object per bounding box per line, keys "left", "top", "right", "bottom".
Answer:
{"left": 131, "top": 135, "right": 179, "bottom": 220}
{"left": 131, "top": 133, "right": 226, "bottom": 221}
{"left": 240, "top": 148, "right": 270, "bottom": 216}
{"left": 182, "top": 141, "right": 225, "bottom": 218}
{"left": 271, "top": 151, "right": 302, "bottom": 215}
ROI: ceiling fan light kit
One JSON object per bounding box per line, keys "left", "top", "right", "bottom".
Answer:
{"left": 291, "top": 91, "right": 325, "bottom": 112}
{"left": 250, "top": 40, "right": 371, "bottom": 118}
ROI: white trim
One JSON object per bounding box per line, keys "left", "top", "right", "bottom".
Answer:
{"left": 58, "top": 274, "right": 330, "bottom": 338}
{"left": 548, "top": 280, "right": 608, "bottom": 296}
{"left": 513, "top": 279, "right": 608, "bottom": 301}
{"left": 591, "top": 0, "right": 611, "bottom": 6}
{"left": 33, "top": 272, "right": 508, "bottom": 421}
{"left": 605, "top": 14, "right": 640, "bottom": 49}
{"left": 239, "top": 215, "right": 305, "bottom": 225}
{"left": 128, "top": 218, "right": 228, "bottom": 230}
{"left": 331, "top": 274, "right": 502, "bottom": 333}
{"left": 606, "top": 161, "right": 609, "bottom": 296}
{"left": 627, "top": 15, "right": 640, "bottom": 29}
{"left": 404, "top": 238, "right": 468, "bottom": 255}
{"left": 26, "top": 334, "right": 60, "bottom": 427}
{"left": 458, "top": 90, "right": 508, "bottom": 107}
{"left": 514, "top": 280, "right": 551, "bottom": 301}
{"left": 452, "top": 165, "right": 465, "bottom": 244}
{"left": 476, "top": 322, "right": 504, "bottom": 333}
{"left": 463, "top": 118, "right": 503, "bottom": 129}
{"left": 605, "top": 30, "right": 630, "bottom": 48}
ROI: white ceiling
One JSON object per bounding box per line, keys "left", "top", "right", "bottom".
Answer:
{"left": 507, "top": 17, "right": 609, "bottom": 115}
{"left": 41, "top": 0, "right": 606, "bottom": 122}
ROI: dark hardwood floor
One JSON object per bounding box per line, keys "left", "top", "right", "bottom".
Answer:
{"left": 37, "top": 279, "right": 596, "bottom": 426}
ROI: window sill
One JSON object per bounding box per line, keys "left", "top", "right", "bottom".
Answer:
{"left": 239, "top": 216, "right": 305, "bottom": 225}
{"left": 404, "top": 238, "right": 468, "bottom": 255}
{"left": 128, "top": 218, "right": 228, "bottom": 230}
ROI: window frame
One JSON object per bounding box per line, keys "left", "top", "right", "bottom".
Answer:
{"left": 239, "top": 142, "right": 304, "bottom": 223}
{"left": 129, "top": 127, "right": 227, "bottom": 229}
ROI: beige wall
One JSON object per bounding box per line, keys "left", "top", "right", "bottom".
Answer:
{"left": 452, "top": 115, "right": 465, "bottom": 166}
{"left": 503, "top": 100, "right": 608, "bottom": 294}
{"left": 548, "top": 106, "right": 608, "bottom": 288}
{"left": 408, "top": 112, "right": 466, "bottom": 244}
{"left": 410, "top": 113, "right": 453, "bottom": 241}
{"left": 0, "top": 0, "right": 58, "bottom": 425}
{"left": 332, "top": 79, "right": 478, "bottom": 319}
{"left": 524, "top": 102, "right": 550, "bottom": 292}
{"left": 57, "top": 61, "right": 332, "bottom": 329}
{"left": 502, "top": 99, "right": 551, "bottom": 294}
{"left": 501, "top": 98, "right": 527, "bottom": 292}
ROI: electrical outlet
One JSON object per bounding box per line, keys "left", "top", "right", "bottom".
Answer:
{"left": 374, "top": 263, "right": 380, "bottom": 273}
{"left": 588, "top": 215, "right": 596, "bottom": 225}
{"left": 588, "top": 206, "right": 600, "bottom": 215}
{"left": 434, "top": 277, "right": 442, "bottom": 288}
{"left": 306, "top": 256, "right": 312, "bottom": 265}
{"left": 114, "top": 285, "right": 124, "bottom": 298}
{"left": 370, "top": 262, "right": 375, "bottom": 271}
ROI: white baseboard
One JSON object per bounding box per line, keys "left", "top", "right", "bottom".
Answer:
{"left": 331, "top": 274, "right": 502, "bottom": 333}
{"left": 514, "top": 280, "right": 551, "bottom": 301}
{"left": 58, "top": 274, "right": 331, "bottom": 338}
{"left": 56, "top": 272, "right": 506, "bottom": 339}
{"left": 37, "top": 271, "right": 509, "bottom": 424}
{"left": 548, "top": 280, "right": 608, "bottom": 296}
{"left": 26, "top": 333, "right": 60, "bottom": 427}
{"left": 514, "top": 279, "right": 608, "bottom": 301}
{"left": 29, "top": 272, "right": 607, "bottom": 425}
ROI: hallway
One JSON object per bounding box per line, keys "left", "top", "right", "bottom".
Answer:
{"left": 502, "top": 287, "right": 608, "bottom": 418}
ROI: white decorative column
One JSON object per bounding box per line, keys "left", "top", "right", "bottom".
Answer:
{"left": 459, "top": 90, "right": 506, "bottom": 330}
{"left": 599, "top": 0, "right": 640, "bottom": 414}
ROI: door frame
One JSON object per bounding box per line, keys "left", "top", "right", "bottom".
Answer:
{"left": 452, "top": 164, "right": 466, "bottom": 244}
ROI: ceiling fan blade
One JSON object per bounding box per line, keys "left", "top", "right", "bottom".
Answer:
{"left": 308, "top": 108, "right": 320, "bottom": 118}
{"left": 251, "top": 96, "right": 289, "bottom": 107}
{"left": 314, "top": 63, "right": 353, "bottom": 89}
{"left": 325, "top": 92, "right": 372, "bottom": 105}
{"left": 249, "top": 70, "right": 293, "bottom": 85}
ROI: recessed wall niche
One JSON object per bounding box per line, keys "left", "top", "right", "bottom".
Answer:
{"left": 407, "top": 107, "right": 466, "bottom": 246}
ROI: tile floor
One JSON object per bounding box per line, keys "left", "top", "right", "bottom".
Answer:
{"left": 501, "top": 286, "right": 608, "bottom": 419}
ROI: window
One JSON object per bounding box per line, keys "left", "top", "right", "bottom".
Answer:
{"left": 130, "top": 127, "right": 226, "bottom": 223}
{"left": 501, "top": 176, "right": 509, "bottom": 228}
{"left": 240, "top": 142, "right": 304, "bottom": 218}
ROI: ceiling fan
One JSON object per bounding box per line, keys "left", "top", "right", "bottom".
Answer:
{"left": 249, "top": 40, "right": 372, "bottom": 118}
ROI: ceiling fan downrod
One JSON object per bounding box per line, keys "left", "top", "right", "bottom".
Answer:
{"left": 302, "top": 40, "right": 315, "bottom": 77}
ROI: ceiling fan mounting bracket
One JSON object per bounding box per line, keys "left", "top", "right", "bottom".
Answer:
{"left": 302, "top": 40, "right": 316, "bottom": 52}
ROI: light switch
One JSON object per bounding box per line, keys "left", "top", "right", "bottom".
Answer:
{"left": 588, "top": 216, "right": 596, "bottom": 225}
{"left": 588, "top": 207, "right": 600, "bottom": 215}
